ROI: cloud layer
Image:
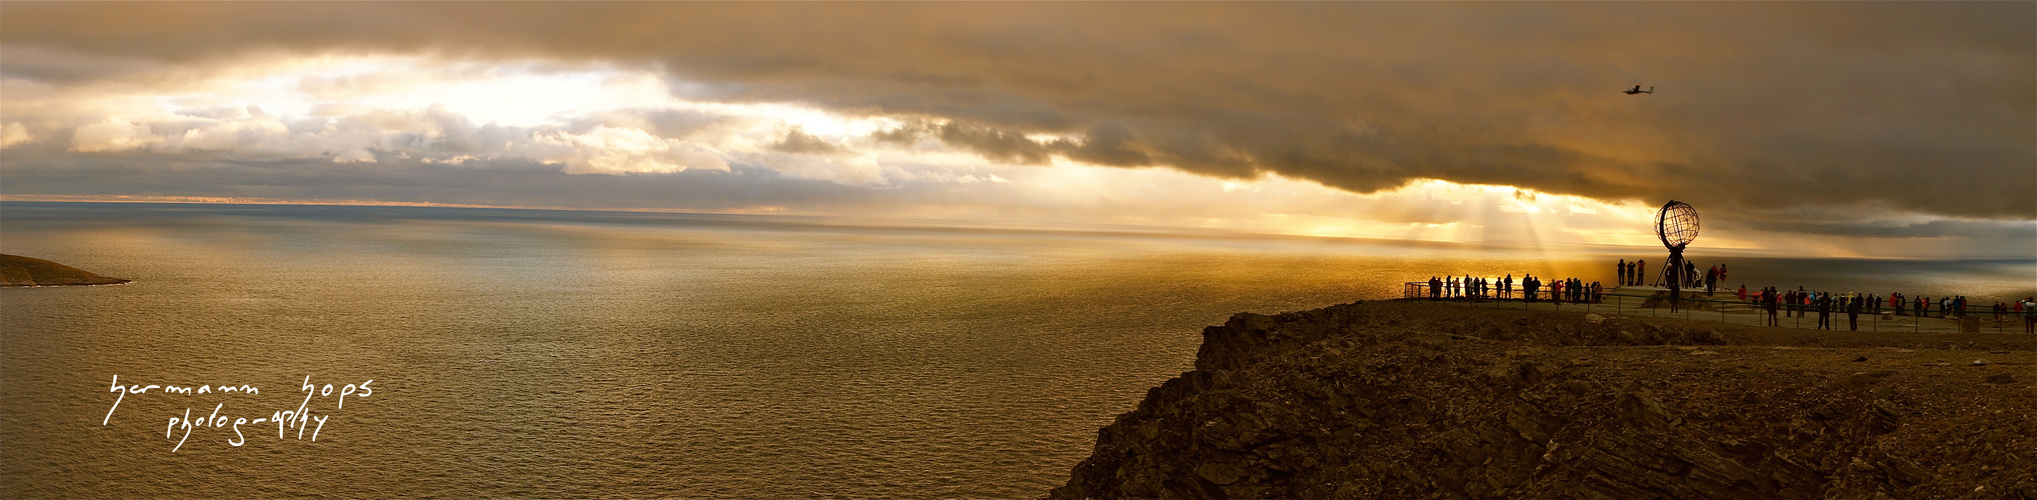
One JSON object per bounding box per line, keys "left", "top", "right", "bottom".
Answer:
{"left": 2, "top": 2, "right": 2031, "bottom": 255}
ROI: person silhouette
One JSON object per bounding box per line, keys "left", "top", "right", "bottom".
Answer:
{"left": 1847, "top": 295, "right": 1862, "bottom": 331}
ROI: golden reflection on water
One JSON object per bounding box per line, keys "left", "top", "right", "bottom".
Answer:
{"left": 3, "top": 203, "right": 2027, "bottom": 498}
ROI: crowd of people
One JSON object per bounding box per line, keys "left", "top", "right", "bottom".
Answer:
{"left": 1422, "top": 274, "right": 1603, "bottom": 304}
{"left": 1738, "top": 288, "right": 2036, "bottom": 333}
{"left": 1413, "top": 258, "right": 2037, "bottom": 334}
{"left": 1615, "top": 258, "right": 1730, "bottom": 294}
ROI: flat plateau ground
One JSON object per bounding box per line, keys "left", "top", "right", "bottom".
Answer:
{"left": 1054, "top": 300, "right": 2034, "bottom": 499}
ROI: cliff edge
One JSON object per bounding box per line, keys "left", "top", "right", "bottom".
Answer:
{"left": 0, "top": 254, "right": 130, "bottom": 287}
{"left": 1051, "top": 300, "right": 2034, "bottom": 499}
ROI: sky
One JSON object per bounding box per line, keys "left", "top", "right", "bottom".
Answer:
{"left": 2, "top": 2, "right": 2032, "bottom": 258}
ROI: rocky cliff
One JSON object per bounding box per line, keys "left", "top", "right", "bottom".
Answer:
{"left": 0, "top": 254, "right": 130, "bottom": 287}
{"left": 1051, "top": 300, "right": 2034, "bottom": 499}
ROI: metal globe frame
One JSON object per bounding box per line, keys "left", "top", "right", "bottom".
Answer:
{"left": 1651, "top": 200, "right": 1700, "bottom": 288}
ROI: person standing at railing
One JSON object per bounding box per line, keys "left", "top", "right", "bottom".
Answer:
{"left": 1705, "top": 265, "right": 1718, "bottom": 295}
{"left": 1765, "top": 287, "right": 1780, "bottom": 326}
{"left": 2012, "top": 295, "right": 2028, "bottom": 332}
{"left": 1634, "top": 260, "right": 1645, "bottom": 286}
{"left": 1736, "top": 285, "right": 1747, "bottom": 302}
{"left": 1814, "top": 292, "right": 1830, "bottom": 330}
{"left": 1617, "top": 259, "right": 1626, "bottom": 288}
{"left": 1807, "top": 291, "right": 1818, "bottom": 326}
{"left": 1847, "top": 295, "right": 1862, "bottom": 331}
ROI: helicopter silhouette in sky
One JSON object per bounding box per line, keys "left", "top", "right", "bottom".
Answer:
{"left": 1623, "top": 84, "right": 1655, "bottom": 95}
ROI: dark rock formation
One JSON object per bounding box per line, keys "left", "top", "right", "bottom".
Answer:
{"left": 1051, "top": 301, "right": 2036, "bottom": 499}
{"left": 0, "top": 254, "right": 130, "bottom": 287}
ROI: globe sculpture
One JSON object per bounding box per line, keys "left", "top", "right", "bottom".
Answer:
{"left": 1652, "top": 200, "right": 1699, "bottom": 288}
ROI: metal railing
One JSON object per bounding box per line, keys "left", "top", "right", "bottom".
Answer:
{"left": 1401, "top": 281, "right": 2033, "bottom": 334}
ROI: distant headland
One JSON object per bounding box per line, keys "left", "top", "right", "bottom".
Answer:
{"left": 0, "top": 254, "right": 131, "bottom": 287}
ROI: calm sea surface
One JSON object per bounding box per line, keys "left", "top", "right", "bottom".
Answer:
{"left": 3, "top": 202, "right": 2030, "bottom": 498}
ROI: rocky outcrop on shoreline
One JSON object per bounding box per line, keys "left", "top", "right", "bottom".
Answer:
{"left": 0, "top": 254, "right": 130, "bottom": 287}
{"left": 1051, "top": 301, "right": 2034, "bottom": 499}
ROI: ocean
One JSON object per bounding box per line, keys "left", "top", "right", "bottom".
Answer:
{"left": 2, "top": 201, "right": 2029, "bottom": 498}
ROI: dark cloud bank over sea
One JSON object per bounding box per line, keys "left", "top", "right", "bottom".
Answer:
{"left": 4, "top": 2, "right": 2032, "bottom": 239}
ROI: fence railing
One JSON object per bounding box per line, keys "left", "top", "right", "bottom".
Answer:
{"left": 1401, "top": 281, "right": 2033, "bottom": 334}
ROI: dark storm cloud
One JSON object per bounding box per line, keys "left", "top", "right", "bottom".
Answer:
{"left": 876, "top": 119, "right": 1153, "bottom": 167}
{"left": 4, "top": 2, "right": 2032, "bottom": 222}
{"left": 770, "top": 128, "right": 841, "bottom": 155}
